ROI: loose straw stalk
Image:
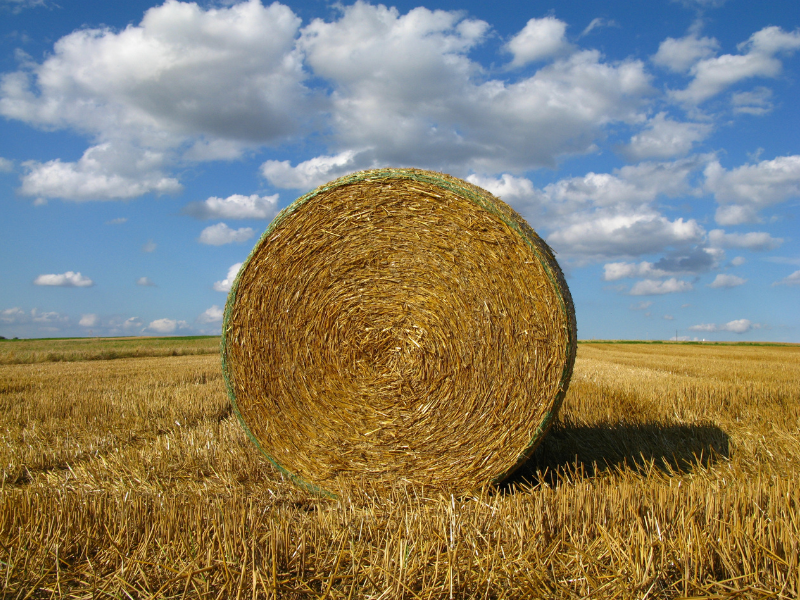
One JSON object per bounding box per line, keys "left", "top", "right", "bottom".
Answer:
{"left": 221, "top": 168, "right": 577, "bottom": 495}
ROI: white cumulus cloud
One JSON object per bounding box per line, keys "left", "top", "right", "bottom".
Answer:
{"left": 474, "top": 157, "right": 710, "bottom": 262}
{"left": 0, "top": 307, "right": 27, "bottom": 324}
{"left": 630, "top": 278, "right": 693, "bottom": 295}
{"left": 146, "top": 318, "right": 188, "bottom": 334}
{"left": 773, "top": 270, "right": 800, "bottom": 286}
{"left": 214, "top": 262, "right": 243, "bottom": 292}
{"left": 708, "top": 228, "right": 783, "bottom": 251}
{"left": 622, "top": 113, "right": 711, "bottom": 160}
{"left": 705, "top": 155, "right": 800, "bottom": 225}
{"left": 477, "top": 156, "right": 703, "bottom": 214}
{"left": 603, "top": 261, "right": 670, "bottom": 281}
{"left": 549, "top": 214, "right": 703, "bottom": 261}
{"left": 31, "top": 308, "right": 69, "bottom": 325}
{"left": 0, "top": 0, "right": 305, "bottom": 144}
{"left": 20, "top": 143, "right": 181, "bottom": 202}
{"left": 689, "top": 319, "right": 754, "bottom": 334}
{"left": 652, "top": 34, "right": 720, "bottom": 73}
{"left": 505, "top": 17, "right": 571, "bottom": 67}
{"left": 726, "top": 320, "right": 754, "bottom": 333}
{"left": 79, "top": 314, "right": 99, "bottom": 327}
{"left": 542, "top": 156, "right": 708, "bottom": 209}
{"left": 198, "top": 305, "right": 224, "bottom": 324}
{"left": 33, "top": 271, "right": 94, "bottom": 287}
{"left": 671, "top": 26, "right": 800, "bottom": 105}
{"left": 122, "top": 317, "right": 144, "bottom": 332}
{"left": 0, "top": 1, "right": 661, "bottom": 195}
{"left": 261, "top": 151, "right": 366, "bottom": 190}
{"left": 2, "top": 307, "right": 72, "bottom": 328}
{"left": 182, "top": 193, "right": 279, "bottom": 220}
{"left": 466, "top": 173, "right": 540, "bottom": 214}
{"left": 199, "top": 223, "right": 255, "bottom": 246}
{"left": 1, "top": 0, "right": 305, "bottom": 201}
{"left": 467, "top": 173, "right": 537, "bottom": 201}
{"left": 731, "top": 86, "right": 773, "bottom": 115}
{"left": 136, "top": 276, "right": 156, "bottom": 287}
{"left": 708, "top": 274, "right": 746, "bottom": 288}
{"left": 298, "top": 2, "right": 652, "bottom": 172}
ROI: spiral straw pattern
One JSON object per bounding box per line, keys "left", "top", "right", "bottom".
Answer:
{"left": 222, "top": 168, "right": 576, "bottom": 495}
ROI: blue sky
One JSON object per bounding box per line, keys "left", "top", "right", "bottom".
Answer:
{"left": 1, "top": 0, "right": 799, "bottom": 341}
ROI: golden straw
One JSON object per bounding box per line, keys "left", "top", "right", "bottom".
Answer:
{"left": 221, "top": 168, "right": 577, "bottom": 495}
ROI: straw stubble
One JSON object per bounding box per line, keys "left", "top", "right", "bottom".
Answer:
{"left": 222, "top": 168, "right": 576, "bottom": 493}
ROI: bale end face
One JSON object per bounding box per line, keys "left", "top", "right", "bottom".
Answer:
{"left": 221, "top": 168, "right": 576, "bottom": 495}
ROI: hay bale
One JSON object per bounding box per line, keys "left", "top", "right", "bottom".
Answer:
{"left": 221, "top": 168, "right": 576, "bottom": 494}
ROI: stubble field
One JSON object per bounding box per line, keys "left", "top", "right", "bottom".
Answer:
{"left": 0, "top": 338, "right": 798, "bottom": 599}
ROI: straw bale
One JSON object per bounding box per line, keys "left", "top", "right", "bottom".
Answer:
{"left": 221, "top": 168, "right": 576, "bottom": 494}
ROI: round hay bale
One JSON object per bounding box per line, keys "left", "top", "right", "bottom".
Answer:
{"left": 221, "top": 168, "right": 576, "bottom": 495}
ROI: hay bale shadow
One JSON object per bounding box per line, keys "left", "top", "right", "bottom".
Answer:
{"left": 505, "top": 420, "right": 730, "bottom": 489}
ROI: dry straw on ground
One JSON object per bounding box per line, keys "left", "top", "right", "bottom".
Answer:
{"left": 222, "top": 168, "right": 577, "bottom": 494}
{"left": 2, "top": 340, "right": 799, "bottom": 597}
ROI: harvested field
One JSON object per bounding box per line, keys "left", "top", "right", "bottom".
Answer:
{"left": 0, "top": 335, "right": 220, "bottom": 365}
{"left": 1, "top": 338, "right": 798, "bottom": 598}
